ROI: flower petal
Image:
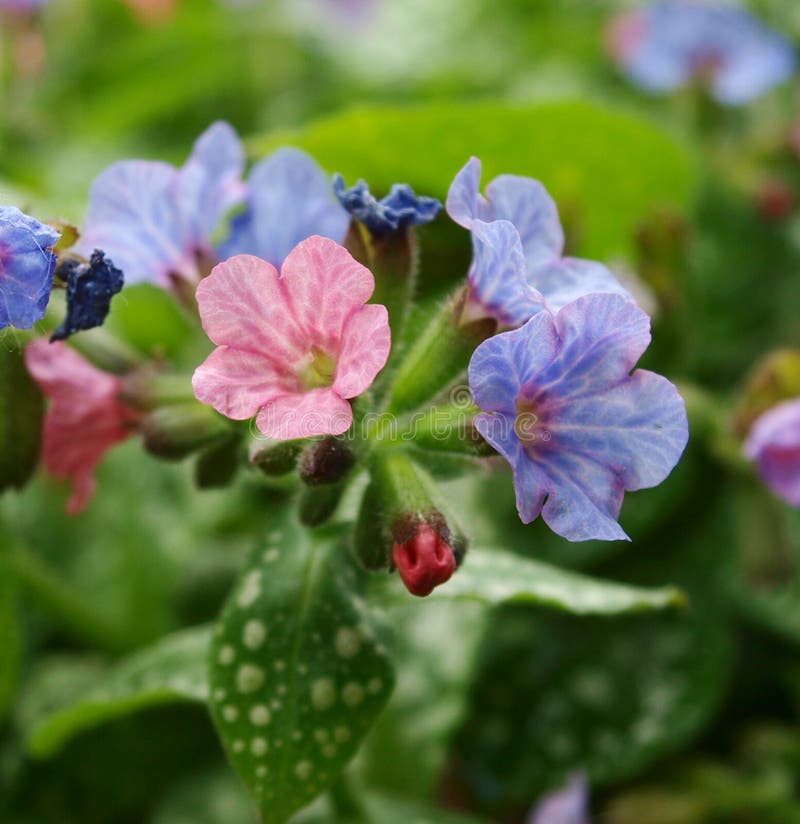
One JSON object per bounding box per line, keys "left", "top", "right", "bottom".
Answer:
{"left": 469, "top": 312, "right": 560, "bottom": 416}
{"left": 192, "top": 345, "right": 293, "bottom": 421}
{"left": 220, "top": 147, "right": 349, "bottom": 267}
{"left": 279, "top": 235, "right": 376, "bottom": 349}
{"left": 333, "top": 303, "right": 391, "bottom": 398}
{"left": 469, "top": 219, "right": 546, "bottom": 328}
{"left": 532, "top": 256, "right": 631, "bottom": 314}
{"left": 255, "top": 388, "right": 353, "bottom": 440}
{"left": 484, "top": 174, "right": 564, "bottom": 269}
{"left": 195, "top": 254, "right": 305, "bottom": 363}
{"left": 445, "top": 156, "right": 483, "bottom": 228}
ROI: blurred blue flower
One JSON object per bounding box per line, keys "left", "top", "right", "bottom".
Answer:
{"left": 76, "top": 121, "right": 246, "bottom": 289}
{"left": 0, "top": 206, "right": 59, "bottom": 330}
{"left": 468, "top": 294, "right": 688, "bottom": 541}
{"left": 447, "top": 157, "right": 630, "bottom": 325}
{"left": 527, "top": 774, "right": 590, "bottom": 824}
{"left": 333, "top": 174, "right": 442, "bottom": 235}
{"left": 51, "top": 250, "right": 124, "bottom": 342}
{"left": 221, "top": 148, "right": 349, "bottom": 267}
{"left": 607, "top": 2, "right": 796, "bottom": 105}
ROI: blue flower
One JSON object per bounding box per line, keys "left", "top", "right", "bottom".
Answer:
{"left": 75, "top": 121, "right": 246, "bottom": 289}
{"left": 0, "top": 206, "right": 60, "bottom": 330}
{"left": 607, "top": 2, "right": 796, "bottom": 105}
{"left": 468, "top": 294, "right": 688, "bottom": 541}
{"left": 220, "top": 148, "right": 350, "bottom": 268}
{"left": 333, "top": 174, "right": 442, "bottom": 235}
{"left": 527, "top": 774, "right": 590, "bottom": 824}
{"left": 51, "top": 250, "right": 124, "bottom": 342}
{"left": 447, "top": 157, "right": 630, "bottom": 325}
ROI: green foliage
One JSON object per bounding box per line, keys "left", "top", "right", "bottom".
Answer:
{"left": 208, "top": 511, "right": 395, "bottom": 824}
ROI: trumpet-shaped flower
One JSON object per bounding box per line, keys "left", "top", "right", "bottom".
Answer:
{"left": 192, "top": 236, "right": 391, "bottom": 440}
{"left": 75, "top": 121, "right": 246, "bottom": 288}
{"left": 0, "top": 206, "right": 59, "bottom": 330}
{"left": 333, "top": 174, "right": 442, "bottom": 235}
{"left": 468, "top": 294, "right": 688, "bottom": 541}
{"left": 606, "top": 2, "right": 796, "bottom": 105}
{"left": 447, "top": 158, "right": 629, "bottom": 325}
{"left": 220, "top": 148, "right": 349, "bottom": 268}
{"left": 51, "top": 250, "right": 124, "bottom": 341}
{"left": 745, "top": 398, "right": 800, "bottom": 507}
{"left": 25, "top": 339, "right": 139, "bottom": 514}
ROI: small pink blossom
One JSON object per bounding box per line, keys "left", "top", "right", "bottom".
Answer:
{"left": 192, "top": 235, "right": 391, "bottom": 440}
{"left": 745, "top": 398, "right": 800, "bottom": 507}
{"left": 25, "top": 339, "right": 139, "bottom": 514}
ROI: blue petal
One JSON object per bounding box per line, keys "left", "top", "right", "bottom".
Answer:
{"left": 0, "top": 206, "right": 59, "bottom": 329}
{"left": 469, "top": 219, "right": 546, "bottom": 328}
{"left": 468, "top": 310, "right": 560, "bottom": 415}
{"left": 221, "top": 148, "right": 348, "bottom": 267}
{"left": 483, "top": 174, "right": 564, "bottom": 271}
{"left": 532, "top": 256, "right": 632, "bottom": 313}
{"left": 445, "top": 156, "right": 483, "bottom": 228}
{"left": 528, "top": 774, "right": 590, "bottom": 824}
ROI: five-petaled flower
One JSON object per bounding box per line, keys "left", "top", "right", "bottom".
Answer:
{"left": 0, "top": 206, "right": 60, "bottom": 331}
{"left": 745, "top": 398, "right": 800, "bottom": 508}
{"left": 25, "top": 339, "right": 140, "bottom": 515}
{"left": 606, "top": 2, "right": 796, "bottom": 105}
{"left": 469, "top": 294, "right": 688, "bottom": 541}
{"left": 75, "top": 121, "right": 246, "bottom": 290}
{"left": 220, "top": 147, "right": 349, "bottom": 268}
{"left": 51, "top": 250, "right": 124, "bottom": 341}
{"left": 192, "top": 235, "right": 391, "bottom": 440}
{"left": 333, "top": 174, "right": 442, "bottom": 235}
{"left": 447, "top": 157, "right": 630, "bottom": 327}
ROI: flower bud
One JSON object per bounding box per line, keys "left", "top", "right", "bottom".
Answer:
{"left": 249, "top": 437, "right": 304, "bottom": 476}
{"left": 141, "top": 403, "right": 228, "bottom": 461}
{"left": 299, "top": 436, "right": 356, "bottom": 486}
{"left": 392, "top": 520, "right": 457, "bottom": 597}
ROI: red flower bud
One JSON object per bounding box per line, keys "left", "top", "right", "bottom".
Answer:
{"left": 392, "top": 523, "right": 456, "bottom": 597}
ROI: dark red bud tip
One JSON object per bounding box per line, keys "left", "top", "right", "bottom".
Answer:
{"left": 757, "top": 179, "right": 796, "bottom": 222}
{"left": 392, "top": 523, "right": 456, "bottom": 597}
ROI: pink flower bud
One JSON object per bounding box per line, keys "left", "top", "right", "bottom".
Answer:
{"left": 392, "top": 523, "right": 456, "bottom": 597}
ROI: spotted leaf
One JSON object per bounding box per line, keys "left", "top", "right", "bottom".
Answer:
{"left": 208, "top": 513, "right": 394, "bottom": 824}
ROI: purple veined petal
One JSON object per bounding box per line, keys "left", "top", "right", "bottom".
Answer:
{"left": 445, "top": 156, "right": 484, "bottom": 229}
{"left": 219, "top": 147, "right": 349, "bottom": 268}
{"left": 527, "top": 773, "right": 591, "bottom": 824}
{"left": 484, "top": 174, "right": 565, "bottom": 270}
{"left": 547, "top": 369, "right": 689, "bottom": 492}
{"left": 75, "top": 161, "right": 190, "bottom": 286}
{"left": 532, "top": 293, "right": 651, "bottom": 401}
{"left": 177, "top": 121, "right": 246, "bottom": 245}
{"left": 532, "top": 256, "right": 632, "bottom": 314}
{"left": 468, "top": 311, "right": 560, "bottom": 416}
{"left": 469, "top": 219, "right": 546, "bottom": 328}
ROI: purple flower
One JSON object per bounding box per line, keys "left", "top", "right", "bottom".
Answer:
{"left": 607, "top": 2, "right": 796, "bottom": 105}
{"left": 75, "top": 121, "right": 246, "bottom": 289}
{"left": 51, "top": 250, "right": 124, "bottom": 341}
{"left": 468, "top": 294, "right": 688, "bottom": 541}
{"left": 447, "top": 157, "right": 630, "bottom": 325}
{"left": 220, "top": 148, "right": 349, "bottom": 268}
{"left": 0, "top": 206, "right": 60, "bottom": 330}
{"left": 745, "top": 398, "right": 800, "bottom": 507}
{"left": 333, "top": 174, "right": 442, "bottom": 236}
{"left": 527, "top": 774, "right": 590, "bottom": 824}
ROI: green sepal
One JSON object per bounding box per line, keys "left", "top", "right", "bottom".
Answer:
{"left": 352, "top": 482, "right": 390, "bottom": 572}
{"left": 195, "top": 430, "right": 243, "bottom": 489}
{"left": 249, "top": 437, "right": 305, "bottom": 477}
{"left": 141, "top": 403, "right": 230, "bottom": 461}
{"left": 299, "top": 481, "right": 347, "bottom": 527}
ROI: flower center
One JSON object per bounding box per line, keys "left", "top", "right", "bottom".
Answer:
{"left": 299, "top": 346, "right": 337, "bottom": 390}
{"left": 514, "top": 397, "right": 551, "bottom": 447}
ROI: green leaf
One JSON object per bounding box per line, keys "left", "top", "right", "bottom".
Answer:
{"left": 0, "top": 345, "right": 44, "bottom": 492}
{"left": 26, "top": 626, "right": 210, "bottom": 757}
{"left": 208, "top": 513, "right": 395, "bottom": 824}
{"left": 251, "top": 100, "right": 695, "bottom": 260}
{"left": 430, "top": 546, "right": 685, "bottom": 613}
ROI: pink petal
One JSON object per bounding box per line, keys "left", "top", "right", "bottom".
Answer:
{"left": 192, "top": 346, "right": 294, "bottom": 421}
{"left": 255, "top": 389, "right": 353, "bottom": 440}
{"left": 280, "top": 236, "right": 376, "bottom": 350}
{"left": 333, "top": 303, "right": 391, "bottom": 398}
{"left": 195, "top": 255, "right": 306, "bottom": 364}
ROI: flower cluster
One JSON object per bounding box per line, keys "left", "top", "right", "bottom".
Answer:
{"left": 607, "top": 2, "right": 796, "bottom": 105}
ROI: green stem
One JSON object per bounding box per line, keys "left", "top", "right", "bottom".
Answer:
{"left": 5, "top": 546, "right": 132, "bottom": 655}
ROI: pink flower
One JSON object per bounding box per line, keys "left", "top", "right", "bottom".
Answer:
{"left": 192, "top": 236, "right": 391, "bottom": 440}
{"left": 25, "top": 340, "right": 139, "bottom": 514}
{"left": 745, "top": 398, "right": 800, "bottom": 507}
